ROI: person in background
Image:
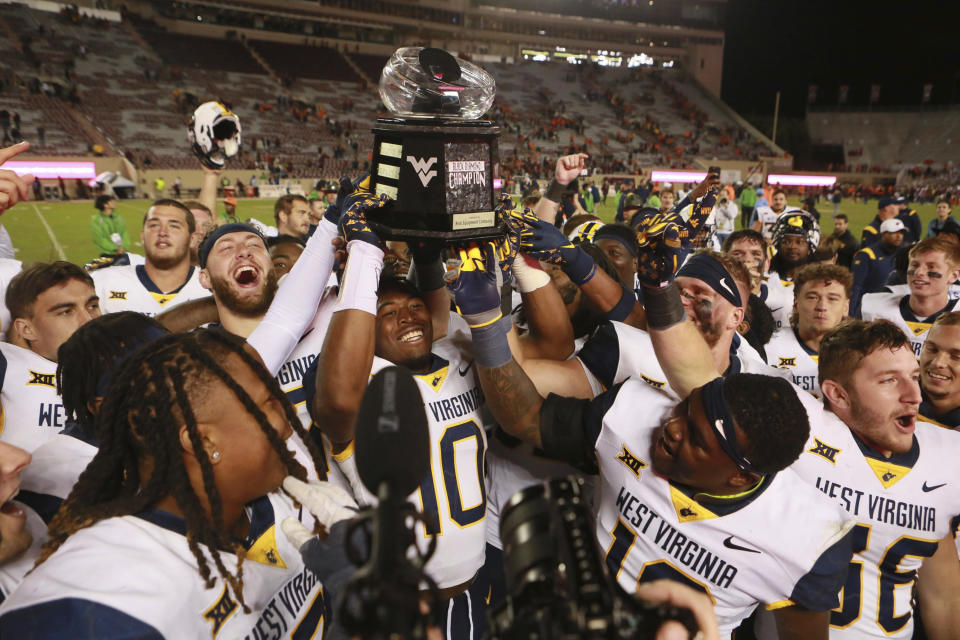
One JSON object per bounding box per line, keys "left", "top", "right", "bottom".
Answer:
{"left": 829, "top": 213, "right": 858, "bottom": 269}
{"left": 927, "top": 200, "right": 957, "bottom": 238}
{"left": 850, "top": 218, "right": 905, "bottom": 315}
{"left": 90, "top": 195, "right": 131, "bottom": 259}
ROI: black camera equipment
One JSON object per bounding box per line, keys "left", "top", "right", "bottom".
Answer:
{"left": 369, "top": 47, "right": 504, "bottom": 243}
{"left": 338, "top": 366, "right": 440, "bottom": 639}
{"left": 487, "top": 476, "right": 698, "bottom": 640}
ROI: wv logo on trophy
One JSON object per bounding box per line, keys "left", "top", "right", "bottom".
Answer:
{"left": 406, "top": 156, "right": 438, "bottom": 187}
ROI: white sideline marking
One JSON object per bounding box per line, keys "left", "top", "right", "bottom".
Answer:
{"left": 30, "top": 203, "right": 66, "bottom": 260}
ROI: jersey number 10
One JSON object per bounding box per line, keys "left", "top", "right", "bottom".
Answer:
{"left": 418, "top": 419, "right": 486, "bottom": 535}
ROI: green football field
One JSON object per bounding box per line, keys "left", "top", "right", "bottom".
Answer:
{"left": 0, "top": 195, "right": 942, "bottom": 266}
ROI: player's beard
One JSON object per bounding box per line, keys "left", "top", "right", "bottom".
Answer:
{"left": 210, "top": 269, "right": 278, "bottom": 317}
{"left": 847, "top": 392, "right": 914, "bottom": 455}
{"left": 147, "top": 243, "right": 190, "bottom": 270}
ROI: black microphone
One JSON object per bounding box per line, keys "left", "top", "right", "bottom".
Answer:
{"left": 355, "top": 365, "right": 430, "bottom": 497}
{"left": 339, "top": 366, "right": 438, "bottom": 640}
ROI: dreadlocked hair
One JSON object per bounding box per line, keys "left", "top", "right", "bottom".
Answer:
{"left": 56, "top": 311, "right": 169, "bottom": 440}
{"left": 40, "top": 329, "right": 327, "bottom": 612}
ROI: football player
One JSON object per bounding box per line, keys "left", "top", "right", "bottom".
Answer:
{"left": 768, "top": 209, "right": 820, "bottom": 282}
{"left": 795, "top": 320, "right": 960, "bottom": 639}
{"left": 274, "top": 194, "right": 311, "bottom": 241}
{"left": 0, "top": 331, "right": 330, "bottom": 638}
{"left": 267, "top": 234, "right": 305, "bottom": 279}
{"left": 2, "top": 262, "right": 100, "bottom": 451}
{"left": 860, "top": 236, "right": 960, "bottom": 357}
{"left": 0, "top": 441, "right": 33, "bottom": 600}
{"left": 91, "top": 199, "right": 208, "bottom": 316}
{"left": 310, "top": 195, "right": 493, "bottom": 637}
{"left": 723, "top": 229, "right": 794, "bottom": 329}
{"left": 453, "top": 243, "right": 854, "bottom": 640}
{"left": 765, "top": 263, "right": 851, "bottom": 397}
{"left": 918, "top": 312, "right": 960, "bottom": 429}
{"left": 750, "top": 187, "right": 788, "bottom": 240}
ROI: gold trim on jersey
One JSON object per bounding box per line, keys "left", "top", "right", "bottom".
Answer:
{"left": 668, "top": 485, "right": 718, "bottom": 523}
{"left": 904, "top": 321, "right": 931, "bottom": 337}
{"left": 917, "top": 413, "right": 953, "bottom": 430}
{"left": 246, "top": 523, "right": 288, "bottom": 568}
{"left": 640, "top": 374, "right": 666, "bottom": 390}
{"left": 765, "top": 599, "right": 796, "bottom": 611}
{"left": 149, "top": 291, "right": 179, "bottom": 306}
{"left": 415, "top": 365, "right": 449, "bottom": 392}
{"left": 808, "top": 438, "right": 842, "bottom": 465}
{"left": 864, "top": 457, "right": 912, "bottom": 489}
{"left": 616, "top": 445, "right": 647, "bottom": 478}
{"left": 332, "top": 441, "right": 355, "bottom": 462}
{"left": 203, "top": 585, "right": 238, "bottom": 637}
{"left": 0, "top": 400, "right": 5, "bottom": 437}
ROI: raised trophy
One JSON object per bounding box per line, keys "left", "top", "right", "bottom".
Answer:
{"left": 368, "top": 47, "right": 503, "bottom": 241}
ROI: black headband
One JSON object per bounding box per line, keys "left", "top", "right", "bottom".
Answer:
{"left": 676, "top": 254, "right": 742, "bottom": 307}
{"left": 198, "top": 223, "right": 266, "bottom": 268}
{"left": 700, "top": 377, "right": 758, "bottom": 473}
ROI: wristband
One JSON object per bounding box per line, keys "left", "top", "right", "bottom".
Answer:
{"left": 643, "top": 282, "right": 686, "bottom": 330}
{"left": 334, "top": 241, "right": 384, "bottom": 316}
{"left": 602, "top": 285, "right": 636, "bottom": 322}
{"left": 512, "top": 254, "right": 551, "bottom": 293}
{"left": 470, "top": 318, "right": 513, "bottom": 368}
{"left": 544, "top": 179, "right": 566, "bottom": 202}
{"left": 561, "top": 247, "right": 598, "bottom": 286}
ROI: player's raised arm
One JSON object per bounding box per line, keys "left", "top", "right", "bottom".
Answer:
{"left": 0, "top": 142, "right": 35, "bottom": 215}
{"left": 312, "top": 193, "right": 388, "bottom": 448}
{"left": 533, "top": 153, "right": 588, "bottom": 224}
{"left": 915, "top": 533, "right": 960, "bottom": 640}
{"left": 636, "top": 209, "right": 720, "bottom": 398}
{"left": 447, "top": 243, "right": 547, "bottom": 447}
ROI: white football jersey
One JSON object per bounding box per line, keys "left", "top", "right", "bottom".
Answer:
{"left": 753, "top": 206, "right": 781, "bottom": 240}
{"left": 0, "top": 343, "right": 63, "bottom": 452}
{"left": 576, "top": 320, "right": 784, "bottom": 400}
{"left": 789, "top": 408, "right": 960, "bottom": 639}
{"left": 761, "top": 276, "right": 795, "bottom": 329}
{"left": 0, "top": 493, "right": 326, "bottom": 639}
{"left": 334, "top": 351, "right": 488, "bottom": 590}
{"left": 765, "top": 327, "right": 821, "bottom": 397}
{"left": 0, "top": 258, "right": 21, "bottom": 341}
{"left": 860, "top": 291, "right": 960, "bottom": 358}
{"left": 588, "top": 381, "right": 854, "bottom": 639}
{"left": 92, "top": 264, "right": 209, "bottom": 316}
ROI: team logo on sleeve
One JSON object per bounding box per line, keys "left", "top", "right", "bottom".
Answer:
{"left": 109, "top": 290, "right": 128, "bottom": 300}
{"left": 203, "top": 586, "right": 238, "bottom": 635}
{"left": 807, "top": 438, "right": 841, "bottom": 464}
{"left": 777, "top": 357, "right": 797, "bottom": 368}
{"left": 27, "top": 371, "right": 56, "bottom": 388}
{"left": 616, "top": 445, "right": 647, "bottom": 478}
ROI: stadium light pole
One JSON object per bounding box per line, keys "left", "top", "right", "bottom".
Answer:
{"left": 771, "top": 91, "right": 780, "bottom": 145}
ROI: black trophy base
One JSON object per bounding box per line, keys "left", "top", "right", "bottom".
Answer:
{"left": 367, "top": 219, "right": 506, "bottom": 244}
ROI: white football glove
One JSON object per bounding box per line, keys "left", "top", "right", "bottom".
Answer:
{"left": 281, "top": 476, "right": 358, "bottom": 550}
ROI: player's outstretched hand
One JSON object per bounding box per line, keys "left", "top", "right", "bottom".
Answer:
{"left": 493, "top": 194, "right": 523, "bottom": 279}
{"left": 513, "top": 206, "right": 598, "bottom": 285}
{"left": 555, "top": 153, "right": 588, "bottom": 185}
{"left": 340, "top": 190, "right": 388, "bottom": 248}
{"left": 325, "top": 173, "right": 371, "bottom": 227}
{"left": 636, "top": 218, "right": 682, "bottom": 290}
{"left": 0, "top": 141, "right": 35, "bottom": 215}
{"left": 635, "top": 580, "right": 720, "bottom": 640}
{"left": 281, "top": 476, "right": 358, "bottom": 548}
{"left": 444, "top": 242, "right": 503, "bottom": 329}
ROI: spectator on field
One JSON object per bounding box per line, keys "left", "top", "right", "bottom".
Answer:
{"left": 713, "top": 193, "right": 738, "bottom": 246}
{"left": 738, "top": 182, "right": 757, "bottom": 229}
{"left": 91, "top": 195, "right": 131, "bottom": 258}
{"left": 831, "top": 189, "right": 842, "bottom": 217}
{"left": 221, "top": 196, "right": 239, "bottom": 223}
{"left": 829, "top": 214, "right": 858, "bottom": 269}
{"left": 926, "top": 200, "right": 957, "bottom": 239}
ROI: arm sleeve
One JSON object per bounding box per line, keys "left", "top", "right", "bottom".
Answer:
{"left": 247, "top": 220, "right": 338, "bottom": 375}
{"left": 539, "top": 383, "right": 623, "bottom": 473}
{"left": 0, "top": 598, "right": 163, "bottom": 639}
{"left": 0, "top": 225, "right": 15, "bottom": 260}
{"left": 788, "top": 524, "right": 857, "bottom": 611}
{"left": 575, "top": 321, "right": 621, "bottom": 389}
